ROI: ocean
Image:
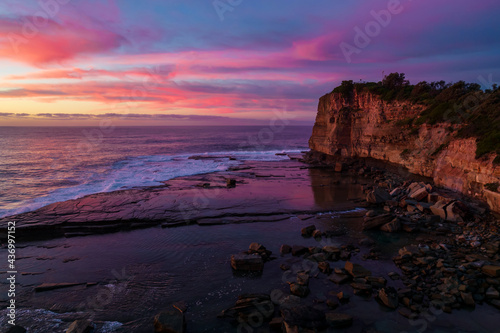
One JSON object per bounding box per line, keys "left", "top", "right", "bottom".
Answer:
{"left": 0, "top": 126, "right": 311, "bottom": 218}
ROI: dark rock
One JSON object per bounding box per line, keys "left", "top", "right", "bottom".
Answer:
{"left": 366, "top": 187, "right": 391, "bottom": 204}
{"left": 6, "top": 326, "right": 27, "bottom": 333}
{"left": 280, "top": 244, "right": 291, "bottom": 255}
{"left": 380, "top": 218, "right": 401, "bottom": 232}
{"left": 219, "top": 294, "right": 274, "bottom": 324}
{"left": 269, "top": 317, "right": 283, "bottom": 331}
{"left": 345, "top": 261, "right": 372, "bottom": 278}
{"left": 482, "top": 265, "right": 500, "bottom": 277}
{"left": 461, "top": 292, "right": 475, "bottom": 307}
{"left": 66, "top": 320, "right": 93, "bottom": 333}
{"left": 226, "top": 178, "right": 236, "bottom": 188}
{"left": 378, "top": 287, "right": 399, "bottom": 309}
{"left": 329, "top": 273, "right": 350, "bottom": 284}
{"left": 230, "top": 254, "right": 264, "bottom": 271}
{"left": 301, "top": 225, "right": 316, "bottom": 237}
{"left": 363, "top": 214, "right": 394, "bottom": 230}
{"left": 318, "top": 262, "right": 331, "bottom": 274}
{"left": 290, "top": 283, "right": 309, "bottom": 297}
{"left": 291, "top": 245, "right": 308, "bottom": 256}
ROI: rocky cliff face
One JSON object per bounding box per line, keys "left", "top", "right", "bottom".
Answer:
{"left": 309, "top": 90, "right": 500, "bottom": 212}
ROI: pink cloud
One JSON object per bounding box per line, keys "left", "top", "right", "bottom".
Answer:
{"left": 0, "top": 17, "right": 126, "bottom": 66}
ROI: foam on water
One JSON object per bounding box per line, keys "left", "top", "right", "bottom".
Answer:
{"left": 0, "top": 150, "right": 303, "bottom": 218}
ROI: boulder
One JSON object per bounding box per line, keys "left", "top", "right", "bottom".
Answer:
{"left": 280, "top": 244, "right": 292, "bottom": 255}
{"left": 378, "top": 287, "right": 399, "bottom": 309}
{"left": 363, "top": 214, "right": 394, "bottom": 230}
{"left": 380, "top": 218, "right": 401, "bottom": 232}
{"left": 230, "top": 254, "right": 264, "bottom": 271}
{"left": 345, "top": 261, "right": 371, "bottom": 278}
{"left": 329, "top": 273, "right": 350, "bottom": 284}
{"left": 486, "top": 287, "right": 500, "bottom": 299}
{"left": 482, "top": 265, "right": 500, "bottom": 277}
{"left": 154, "top": 308, "right": 185, "bottom": 333}
{"left": 301, "top": 225, "right": 316, "bottom": 237}
{"left": 290, "top": 283, "right": 309, "bottom": 297}
{"left": 409, "top": 187, "right": 428, "bottom": 201}
{"left": 366, "top": 187, "right": 391, "bottom": 204}
{"left": 291, "top": 245, "right": 308, "bottom": 256}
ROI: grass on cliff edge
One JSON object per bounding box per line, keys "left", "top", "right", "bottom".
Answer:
{"left": 330, "top": 73, "right": 500, "bottom": 160}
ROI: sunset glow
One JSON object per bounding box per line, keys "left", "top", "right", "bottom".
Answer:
{"left": 1, "top": 0, "right": 499, "bottom": 125}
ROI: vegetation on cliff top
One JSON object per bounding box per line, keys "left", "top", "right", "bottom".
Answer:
{"left": 331, "top": 73, "right": 500, "bottom": 161}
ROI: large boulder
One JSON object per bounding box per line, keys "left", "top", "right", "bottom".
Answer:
{"left": 363, "top": 214, "right": 393, "bottom": 230}
{"left": 154, "top": 308, "right": 185, "bottom": 333}
{"left": 344, "top": 261, "right": 371, "bottom": 278}
{"left": 366, "top": 187, "right": 391, "bottom": 204}
{"left": 380, "top": 218, "right": 401, "bottom": 232}
{"left": 230, "top": 254, "right": 264, "bottom": 271}
{"left": 482, "top": 265, "right": 500, "bottom": 277}
{"left": 378, "top": 287, "right": 399, "bottom": 309}
{"left": 430, "top": 200, "right": 465, "bottom": 222}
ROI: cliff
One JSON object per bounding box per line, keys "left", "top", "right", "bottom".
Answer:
{"left": 309, "top": 88, "right": 500, "bottom": 212}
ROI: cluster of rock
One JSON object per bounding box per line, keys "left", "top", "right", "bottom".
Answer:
{"left": 230, "top": 243, "right": 274, "bottom": 272}
{"left": 362, "top": 181, "right": 478, "bottom": 233}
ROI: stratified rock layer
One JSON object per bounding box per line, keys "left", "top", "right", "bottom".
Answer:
{"left": 309, "top": 90, "right": 500, "bottom": 212}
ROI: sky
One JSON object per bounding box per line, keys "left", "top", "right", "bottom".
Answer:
{"left": 0, "top": 0, "right": 499, "bottom": 126}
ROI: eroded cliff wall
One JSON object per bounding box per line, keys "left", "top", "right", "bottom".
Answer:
{"left": 309, "top": 90, "right": 500, "bottom": 212}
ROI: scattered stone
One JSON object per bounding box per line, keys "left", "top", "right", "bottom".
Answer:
{"left": 230, "top": 254, "right": 264, "bottom": 272}
{"left": 482, "top": 265, "right": 500, "bottom": 277}
{"left": 312, "top": 229, "right": 322, "bottom": 238}
{"left": 337, "top": 291, "right": 350, "bottom": 303}
{"left": 461, "top": 292, "right": 475, "bottom": 307}
{"left": 269, "top": 317, "right": 283, "bottom": 331}
{"left": 66, "top": 320, "right": 93, "bottom": 333}
{"left": 363, "top": 213, "right": 394, "bottom": 230}
{"left": 345, "top": 261, "right": 372, "bottom": 278}
{"left": 329, "top": 272, "right": 350, "bottom": 284}
{"left": 318, "top": 262, "right": 331, "bottom": 274}
{"left": 366, "top": 187, "right": 391, "bottom": 204}
{"left": 378, "top": 287, "right": 399, "bottom": 309}
{"left": 398, "top": 307, "right": 413, "bottom": 318}
{"left": 409, "top": 187, "right": 428, "bottom": 201}
{"left": 290, "top": 283, "right": 310, "bottom": 297}
{"left": 291, "top": 245, "right": 308, "bottom": 256}
{"left": 280, "top": 244, "right": 291, "bottom": 255}
{"left": 380, "top": 218, "right": 401, "bottom": 232}
{"left": 301, "top": 225, "right": 316, "bottom": 237}
{"left": 486, "top": 286, "right": 499, "bottom": 299}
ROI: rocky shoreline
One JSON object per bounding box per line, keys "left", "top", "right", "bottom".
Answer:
{"left": 208, "top": 159, "right": 500, "bottom": 333}
{"left": 2, "top": 155, "right": 499, "bottom": 332}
